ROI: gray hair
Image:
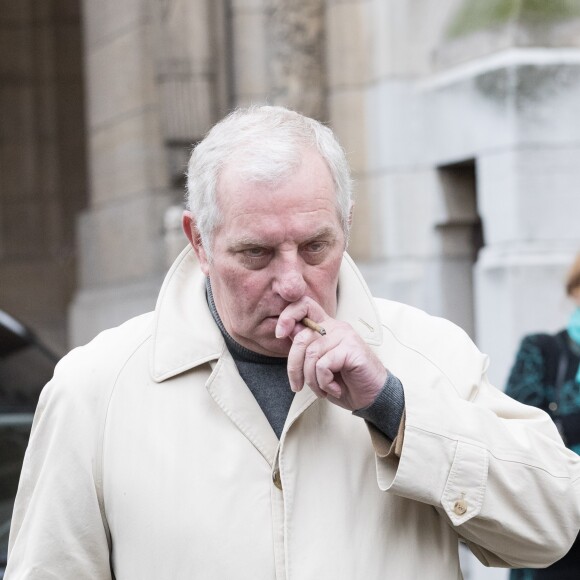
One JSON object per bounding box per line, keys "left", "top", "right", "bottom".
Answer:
{"left": 185, "top": 105, "right": 353, "bottom": 259}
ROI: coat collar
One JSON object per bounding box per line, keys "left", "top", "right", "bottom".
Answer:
{"left": 150, "top": 246, "right": 382, "bottom": 383}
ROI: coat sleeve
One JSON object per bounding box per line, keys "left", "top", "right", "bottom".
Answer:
{"left": 369, "top": 308, "right": 580, "bottom": 570}
{"left": 5, "top": 349, "right": 114, "bottom": 579}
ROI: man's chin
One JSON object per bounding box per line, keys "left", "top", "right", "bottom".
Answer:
{"left": 231, "top": 319, "right": 292, "bottom": 357}
{"left": 253, "top": 337, "right": 291, "bottom": 358}
{"left": 248, "top": 319, "right": 292, "bottom": 357}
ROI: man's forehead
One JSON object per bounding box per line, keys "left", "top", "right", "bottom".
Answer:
{"left": 228, "top": 225, "right": 340, "bottom": 247}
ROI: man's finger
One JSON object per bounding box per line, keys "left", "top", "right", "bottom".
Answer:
{"left": 286, "top": 329, "right": 315, "bottom": 391}
{"left": 276, "top": 298, "right": 326, "bottom": 339}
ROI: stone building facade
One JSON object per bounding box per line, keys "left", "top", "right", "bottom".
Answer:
{"left": 2, "top": 2, "right": 580, "bottom": 576}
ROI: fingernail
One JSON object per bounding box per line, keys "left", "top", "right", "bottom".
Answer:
{"left": 275, "top": 325, "right": 283, "bottom": 338}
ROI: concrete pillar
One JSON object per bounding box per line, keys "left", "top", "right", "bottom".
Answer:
{"left": 229, "top": 0, "right": 270, "bottom": 105}
{"left": 0, "top": 0, "right": 86, "bottom": 353}
{"left": 71, "top": 0, "right": 230, "bottom": 347}
{"left": 230, "top": 0, "right": 326, "bottom": 119}
{"left": 69, "top": 0, "right": 169, "bottom": 346}
{"left": 265, "top": 0, "right": 327, "bottom": 120}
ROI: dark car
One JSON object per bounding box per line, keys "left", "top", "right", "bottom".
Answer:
{"left": 0, "top": 311, "right": 58, "bottom": 576}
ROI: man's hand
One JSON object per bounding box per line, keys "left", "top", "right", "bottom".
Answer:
{"left": 275, "top": 297, "right": 388, "bottom": 411}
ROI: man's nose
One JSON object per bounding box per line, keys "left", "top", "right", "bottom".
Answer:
{"left": 273, "top": 262, "right": 307, "bottom": 303}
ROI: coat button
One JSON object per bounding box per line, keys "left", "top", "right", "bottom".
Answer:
{"left": 453, "top": 499, "right": 468, "bottom": 516}
{"left": 272, "top": 469, "right": 282, "bottom": 490}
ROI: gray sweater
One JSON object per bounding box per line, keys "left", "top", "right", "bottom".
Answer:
{"left": 207, "top": 279, "right": 404, "bottom": 439}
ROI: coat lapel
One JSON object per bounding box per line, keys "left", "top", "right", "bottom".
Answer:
{"left": 150, "top": 247, "right": 384, "bottom": 457}
{"left": 205, "top": 350, "right": 280, "bottom": 466}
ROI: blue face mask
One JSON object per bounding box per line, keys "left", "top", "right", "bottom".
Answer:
{"left": 567, "top": 307, "right": 580, "bottom": 383}
{"left": 568, "top": 307, "right": 580, "bottom": 345}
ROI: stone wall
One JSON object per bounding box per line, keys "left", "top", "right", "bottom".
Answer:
{"left": 69, "top": 0, "right": 229, "bottom": 346}
{"left": 0, "top": 0, "right": 86, "bottom": 354}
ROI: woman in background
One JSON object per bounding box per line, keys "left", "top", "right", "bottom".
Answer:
{"left": 506, "top": 253, "right": 580, "bottom": 580}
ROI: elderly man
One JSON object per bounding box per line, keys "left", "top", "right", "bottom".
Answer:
{"left": 6, "top": 106, "right": 580, "bottom": 579}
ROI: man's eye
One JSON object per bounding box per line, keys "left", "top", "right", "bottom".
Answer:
{"left": 305, "top": 241, "right": 326, "bottom": 253}
{"left": 243, "top": 248, "right": 268, "bottom": 259}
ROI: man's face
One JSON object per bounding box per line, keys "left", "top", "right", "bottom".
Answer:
{"left": 187, "top": 148, "right": 346, "bottom": 357}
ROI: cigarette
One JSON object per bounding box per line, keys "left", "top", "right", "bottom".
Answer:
{"left": 301, "top": 317, "right": 326, "bottom": 336}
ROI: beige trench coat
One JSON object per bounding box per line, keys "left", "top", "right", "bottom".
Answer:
{"left": 6, "top": 248, "right": 580, "bottom": 579}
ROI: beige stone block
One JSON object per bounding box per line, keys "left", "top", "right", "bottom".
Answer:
{"left": 0, "top": 0, "right": 31, "bottom": 22}
{"left": 54, "top": 0, "right": 81, "bottom": 20}
{"left": 0, "top": 86, "right": 35, "bottom": 142}
{"left": 160, "top": 0, "right": 213, "bottom": 67}
{"left": 0, "top": 25, "right": 33, "bottom": 77}
{"left": 55, "top": 81, "right": 85, "bottom": 145}
{"left": 78, "top": 193, "right": 173, "bottom": 287}
{"left": 328, "top": 89, "right": 368, "bottom": 175}
{"left": 369, "top": 0, "right": 459, "bottom": 79}
{"left": 367, "top": 0, "right": 401, "bottom": 79}
{"left": 36, "top": 140, "right": 60, "bottom": 199}
{"left": 0, "top": 258, "right": 75, "bottom": 317}
{"left": 478, "top": 148, "right": 580, "bottom": 245}
{"left": 32, "top": 0, "right": 52, "bottom": 21}
{"left": 234, "top": 95, "right": 269, "bottom": 109}
{"left": 86, "top": 22, "right": 158, "bottom": 129}
{"left": 1, "top": 202, "right": 44, "bottom": 257}
{"left": 347, "top": 176, "right": 373, "bottom": 261}
{"left": 230, "top": 0, "right": 266, "bottom": 10}
{"left": 2, "top": 197, "right": 66, "bottom": 258}
{"left": 0, "top": 142, "right": 36, "bottom": 198}
{"left": 326, "top": 0, "right": 372, "bottom": 87}
{"left": 83, "top": 0, "right": 144, "bottom": 49}
{"left": 89, "top": 110, "right": 168, "bottom": 204}
{"left": 36, "top": 80, "right": 59, "bottom": 140}
{"left": 367, "top": 170, "right": 440, "bottom": 260}
{"left": 231, "top": 9, "right": 269, "bottom": 100}
{"left": 158, "top": 76, "right": 214, "bottom": 141}
{"left": 0, "top": 259, "right": 75, "bottom": 354}
{"left": 68, "top": 276, "right": 162, "bottom": 348}
{"left": 54, "top": 21, "right": 84, "bottom": 80}
{"left": 33, "top": 22, "right": 56, "bottom": 81}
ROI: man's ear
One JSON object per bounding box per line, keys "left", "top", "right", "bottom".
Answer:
{"left": 182, "top": 211, "right": 210, "bottom": 274}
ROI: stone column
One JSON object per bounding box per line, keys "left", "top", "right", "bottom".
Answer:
{"left": 0, "top": 0, "right": 86, "bottom": 353}
{"left": 228, "top": 0, "right": 269, "bottom": 106}
{"left": 68, "top": 0, "right": 172, "bottom": 346}
{"left": 265, "top": 0, "right": 327, "bottom": 120}
{"left": 71, "top": 0, "right": 229, "bottom": 347}
{"left": 153, "top": 0, "right": 226, "bottom": 142}
{"left": 229, "top": 0, "right": 327, "bottom": 120}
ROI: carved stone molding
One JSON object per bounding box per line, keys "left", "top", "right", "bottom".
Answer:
{"left": 265, "top": 0, "right": 327, "bottom": 121}
{"left": 152, "top": 0, "right": 215, "bottom": 141}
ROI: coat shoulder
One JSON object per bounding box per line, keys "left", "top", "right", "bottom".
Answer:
{"left": 373, "top": 298, "right": 487, "bottom": 390}
{"left": 45, "top": 312, "right": 155, "bottom": 403}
